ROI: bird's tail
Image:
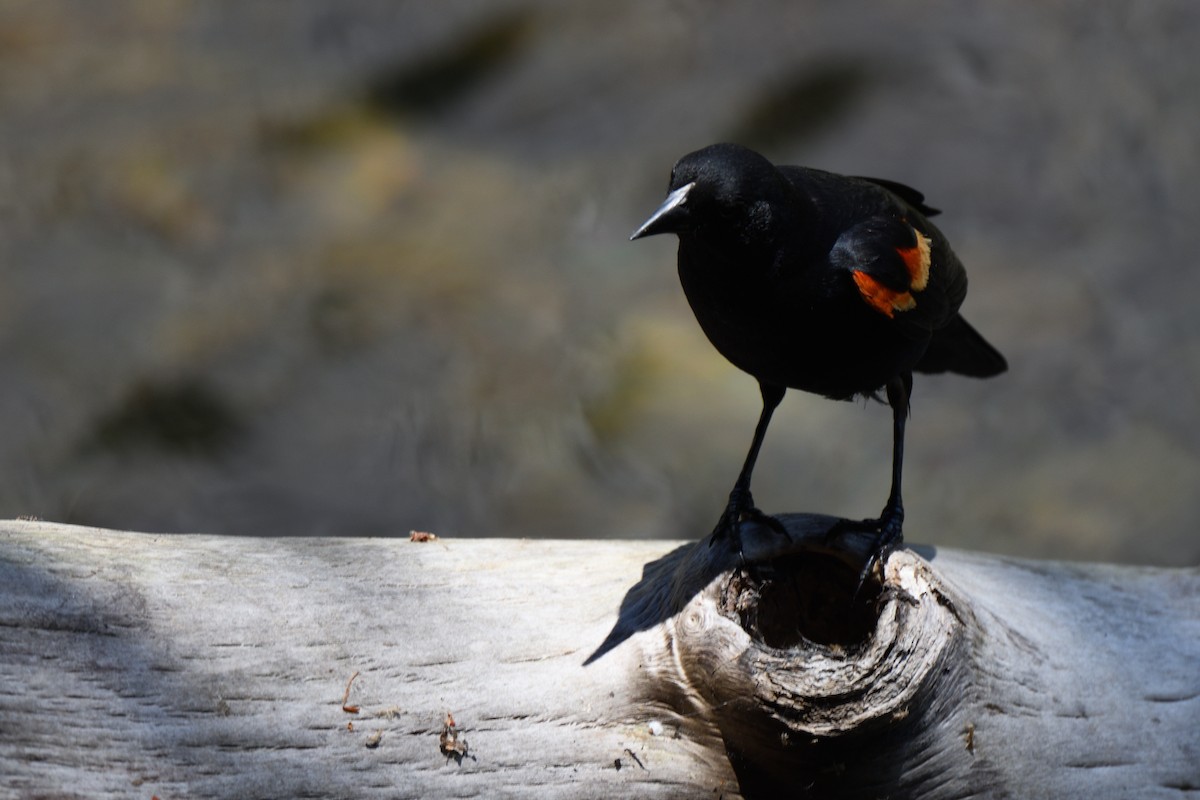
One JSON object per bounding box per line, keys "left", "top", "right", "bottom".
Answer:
{"left": 916, "top": 314, "right": 1007, "bottom": 378}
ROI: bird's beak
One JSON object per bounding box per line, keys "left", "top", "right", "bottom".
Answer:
{"left": 630, "top": 182, "right": 695, "bottom": 241}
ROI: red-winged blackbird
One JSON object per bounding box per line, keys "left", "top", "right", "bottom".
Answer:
{"left": 631, "top": 143, "right": 1006, "bottom": 570}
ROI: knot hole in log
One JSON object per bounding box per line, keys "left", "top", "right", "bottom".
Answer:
{"left": 721, "top": 551, "right": 881, "bottom": 650}
{"left": 654, "top": 517, "right": 972, "bottom": 799}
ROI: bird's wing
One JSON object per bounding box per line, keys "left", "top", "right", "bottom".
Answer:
{"left": 852, "top": 177, "right": 941, "bottom": 217}
{"left": 829, "top": 215, "right": 961, "bottom": 335}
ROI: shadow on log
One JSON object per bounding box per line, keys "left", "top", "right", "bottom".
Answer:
{"left": 1, "top": 517, "right": 1197, "bottom": 798}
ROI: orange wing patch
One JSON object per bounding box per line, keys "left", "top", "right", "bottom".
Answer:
{"left": 852, "top": 270, "right": 916, "bottom": 318}
{"left": 896, "top": 228, "right": 931, "bottom": 290}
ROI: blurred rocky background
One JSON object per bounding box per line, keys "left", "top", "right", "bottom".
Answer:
{"left": 1, "top": 1, "right": 1197, "bottom": 565}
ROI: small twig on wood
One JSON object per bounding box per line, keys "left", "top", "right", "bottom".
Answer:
{"left": 341, "top": 671, "right": 361, "bottom": 714}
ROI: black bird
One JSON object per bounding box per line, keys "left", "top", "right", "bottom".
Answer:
{"left": 631, "top": 143, "right": 1006, "bottom": 571}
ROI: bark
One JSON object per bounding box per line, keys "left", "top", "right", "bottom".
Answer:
{"left": 1, "top": 516, "right": 1197, "bottom": 799}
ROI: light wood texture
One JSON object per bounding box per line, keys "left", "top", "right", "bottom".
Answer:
{"left": 1, "top": 517, "right": 1197, "bottom": 799}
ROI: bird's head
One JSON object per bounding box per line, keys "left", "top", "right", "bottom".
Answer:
{"left": 630, "top": 143, "right": 787, "bottom": 245}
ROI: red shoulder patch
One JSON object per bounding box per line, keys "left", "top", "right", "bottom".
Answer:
{"left": 852, "top": 270, "right": 916, "bottom": 318}
{"left": 895, "top": 228, "right": 931, "bottom": 290}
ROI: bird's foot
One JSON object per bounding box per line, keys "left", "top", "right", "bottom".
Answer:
{"left": 825, "top": 506, "right": 904, "bottom": 598}
{"left": 708, "top": 488, "right": 787, "bottom": 557}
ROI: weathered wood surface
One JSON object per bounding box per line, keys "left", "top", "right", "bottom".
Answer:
{"left": 1, "top": 517, "right": 1198, "bottom": 799}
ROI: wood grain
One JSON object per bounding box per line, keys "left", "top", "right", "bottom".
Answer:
{"left": 2, "top": 517, "right": 1197, "bottom": 799}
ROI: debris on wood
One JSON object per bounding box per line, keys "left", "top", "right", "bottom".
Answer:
{"left": 439, "top": 711, "right": 469, "bottom": 761}
{"left": 373, "top": 705, "right": 403, "bottom": 720}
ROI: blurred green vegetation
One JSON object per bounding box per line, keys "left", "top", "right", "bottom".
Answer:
{"left": 87, "top": 379, "right": 242, "bottom": 457}
{"left": 0, "top": 1, "right": 1197, "bottom": 564}
{"left": 363, "top": 9, "right": 536, "bottom": 120}
{"left": 727, "top": 60, "right": 876, "bottom": 152}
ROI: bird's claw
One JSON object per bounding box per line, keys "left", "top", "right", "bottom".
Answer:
{"left": 708, "top": 490, "right": 787, "bottom": 558}
{"left": 825, "top": 508, "right": 905, "bottom": 600}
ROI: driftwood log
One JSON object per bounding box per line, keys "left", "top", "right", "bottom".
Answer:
{"left": 1, "top": 516, "right": 1197, "bottom": 799}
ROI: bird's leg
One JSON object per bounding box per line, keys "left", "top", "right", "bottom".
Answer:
{"left": 827, "top": 372, "right": 912, "bottom": 589}
{"left": 875, "top": 371, "right": 911, "bottom": 550}
{"left": 710, "top": 382, "right": 788, "bottom": 550}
